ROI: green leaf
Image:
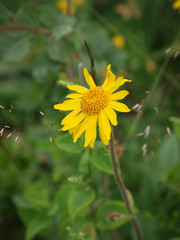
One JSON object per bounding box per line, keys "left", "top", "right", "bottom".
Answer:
{"left": 68, "top": 187, "right": 95, "bottom": 219}
{"left": 169, "top": 116, "right": 180, "bottom": 139}
{"left": 39, "top": 4, "right": 59, "bottom": 28}
{"left": 79, "top": 150, "right": 90, "bottom": 175}
{"left": 25, "top": 214, "right": 52, "bottom": 240}
{"left": 52, "top": 15, "right": 75, "bottom": 41}
{"left": 25, "top": 181, "right": 49, "bottom": 210}
{"left": 96, "top": 200, "right": 132, "bottom": 230}
{"left": 13, "top": 195, "right": 36, "bottom": 226}
{"left": 46, "top": 39, "right": 72, "bottom": 63}
{"left": 55, "top": 133, "right": 83, "bottom": 153}
{"left": 0, "top": 3, "right": 10, "bottom": 21}
{"left": 0, "top": 0, "right": 24, "bottom": 12}
{"left": 126, "top": 189, "right": 135, "bottom": 212}
{"left": 16, "top": 3, "right": 40, "bottom": 27}
{"left": 4, "top": 40, "right": 30, "bottom": 62}
{"left": 156, "top": 135, "right": 180, "bottom": 181}
{"left": 162, "top": 161, "right": 180, "bottom": 192}
{"left": 90, "top": 142, "right": 113, "bottom": 174}
{"left": 53, "top": 183, "right": 75, "bottom": 221}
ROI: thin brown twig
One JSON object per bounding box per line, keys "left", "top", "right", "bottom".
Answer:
{"left": 84, "top": 40, "right": 96, "bottom": 83}
{"left": 0, "top": 25, "right": 52, "bottom": 35}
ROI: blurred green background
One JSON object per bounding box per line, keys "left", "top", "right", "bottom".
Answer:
{"left": 0, "top": 0, "right": 180, "bottom": 239}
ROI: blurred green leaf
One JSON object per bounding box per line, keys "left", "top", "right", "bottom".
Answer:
{"left": 68, "top": 187, "right": 95, "bottom": 219}
{"left": 46, "top": 39, "right": 72, "bottom": 63}
{"left": 162, "top": 161, "right": 180, "bottom": 192}
{"left": 25, "top": 213, "right": 52, "bottom": 240}
{"left": 25, "top": 181, "right": 49, "bottom": 210}
{"left": 169, "top": 117, "right": 180, "bottom": 139}
{"left": 13, "top": 196, "right": 37, "bottom": 226}
{"left": 79, "top": 150, "right": 90, "bottom": 175}
{"left": 90, "top": 143, "right": 113, "bottom": 174}
{"left": 52, "top": 15, "right": 75, "bottom": 41}
{"left": 53, "top": 183, "right": 75, "bottom": 221}
{"left": 156, "top": 135, "right": 180, "bottom": 180}
{"left": 0, "top": 0, "right": 24, "bottom": 12}
{"left": 4, "top": 40, "right": 30, "bottom": 62}
{"left": 0, "top": 3, "right": 10, "bottom": 21}
{"left": 39, "top": 4, "right": 59, "bottom": 28}
{"left": 16, "top": 3, "right": 40, "bottom": 26}
{"left": 96, "top": 200, "right": 132, "bottom": 230}
{"left": 55, "top": 133, "right": 83, "bottom": 153}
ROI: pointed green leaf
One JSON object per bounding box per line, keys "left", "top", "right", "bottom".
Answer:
{"left": 96, "top": 200, "right": 132, "bottom": 230}
{"left": 90, "top": 143, "right": 113, "bottom": 174}
{"left": 25, "top": 181, "right": 49, "bottom": 210}
{"left": 68, "top": 187, "right": 95, "bottom": 219}
{"left": 55, "top": 133, "right": 83, "bottom": 153}
{"left": 25, "top": 214, "right": 52, "bottom": 240}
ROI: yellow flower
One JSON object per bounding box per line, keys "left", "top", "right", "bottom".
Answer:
{"left": 112, "top": 35, "right": 125, "bottom": 50}
{"left": 55, "top": 0, "right": 86, "bottom": 15}
{"left": 172, "top": 0, "right": 180, "bottom": 12}
{"left": 145, "top": 60, "right": 156, "bottom": 73}
{"left": 54, "top": 65, "right": 131, "bottom": 148}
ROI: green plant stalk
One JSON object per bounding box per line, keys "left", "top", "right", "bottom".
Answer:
{"left": 109, "top": 127, "right": 143, "bottom": 240}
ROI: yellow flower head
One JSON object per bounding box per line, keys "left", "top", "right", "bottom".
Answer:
{"left": 172, "top": 0, "right": 180, "bottom": 12}
{"left": 112, "top": 35, "right": 125, "bottom": 50}
{"left": 54, "top": 65, "right": 131, "bottom": 148}
{"left": 55, "top": 0, "right": 86, "bottom": 15}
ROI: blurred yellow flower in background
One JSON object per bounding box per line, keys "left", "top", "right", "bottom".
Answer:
{"left": 112, "top": 35, "right": 125, "bottom": 50}
{"left": 172, "top": 0, "right": 180, "bottom": 12}
{"left": 55, "top": 0, "right": 86, "bottom": 15}
{"left": 54, "top": 65, "right": 131, "bottom": 148}
{"left": 145, "top": 60, "right": 156, "bottom": 73}
{"left": 114, "top": 0, "right": 141, "bottom": 19}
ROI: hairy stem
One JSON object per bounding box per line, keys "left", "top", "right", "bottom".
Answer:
{"left": 109, "top": 127, "right": 143, "bottom": 240}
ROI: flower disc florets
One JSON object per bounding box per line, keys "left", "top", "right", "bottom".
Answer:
{"left": 80, "top": 86, "right": 109, "bottom": 115}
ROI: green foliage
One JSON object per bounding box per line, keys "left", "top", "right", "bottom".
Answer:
{"left": 68, "top": 187, "right": 95, "bottom": 219}
{"left": 96, "top": 200, "right": 132, "bottom": 230}
{"left": 90, "top": 142, "right": 113, "bottom": 174}
{"left": 55, "top": 133, "right": 84, "bottom": 153}
{"left": 0, "top": 0, "right": 180, "bottom": 240}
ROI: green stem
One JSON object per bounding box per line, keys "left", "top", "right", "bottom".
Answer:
{"left": 109, "top": 127, "right": 143, "bottom": 240}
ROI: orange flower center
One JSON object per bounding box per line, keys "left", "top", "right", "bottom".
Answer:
{"left": 80, "top": 86, "right": 109, "bottom": 115}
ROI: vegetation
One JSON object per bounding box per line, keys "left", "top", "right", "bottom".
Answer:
{"left": 0, "top": 0, "right": 180, "bottom": 240}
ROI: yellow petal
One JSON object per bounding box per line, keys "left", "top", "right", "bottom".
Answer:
{"left": 62, "top": 112, "right": 86, "bottom": 131}
{"left": 68, "top": 84, "right": 89, "bottom": 93}
{"left": 104, "top": 106, "right": 117, "bottom": 126}
{"left": 110, "top": 90, "right": 129, "bottom": 101}
{"left": 69, "top": 124, "right": 81, "bottom": 136}
{"left": 84, "top": 115, "right": 98, "bottom": 147}
{"left": 54, "top": 99, "right": 81, "bottom": 111}
{"left": 107, "top": 77, "right": 132, "bottom": 94}
{"left": 89, "top": 128, "right": 97, "bottom": 148}
{"left": 98, "top": 110, "right": 111, "bottom": 141}
{"left": 65, "top": 93, "right": 83, "bottom": 99}
{"left": 61, "top": 108, "right": 81, "bottom": 125}
{"left": 109, "top": 101, "right": 131, "bottom": 112}
{"left": 84, "top": 68, "right": 96, "bottom": 89}
{"left": 102, "top": 64, "right": 116, "bottom": 89}
{"left": 73, "top": 115, "right": 92, "bottom": 142}
{"left": 98, "top": 115, "right": 109, "bottom": 145}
